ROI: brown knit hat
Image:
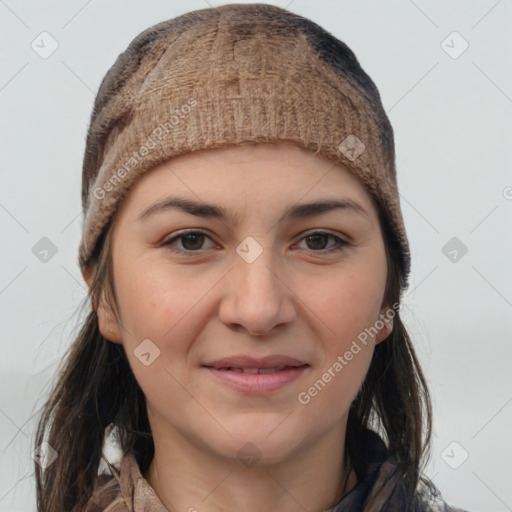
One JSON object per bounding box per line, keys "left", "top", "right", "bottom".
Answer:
{"left": 78, "top": 2, "right": 411, "bottom": 290}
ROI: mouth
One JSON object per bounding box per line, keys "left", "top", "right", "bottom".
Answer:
{"left": 202, "top": 366, "right": 309, "bottom": 394}
{"left": 203, "top": 366, "right": 306, "bottom": 374}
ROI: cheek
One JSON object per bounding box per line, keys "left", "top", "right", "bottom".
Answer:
{"left": 113, "top": 262, "right": 213, "bottom": 378}
{"left": 303, "top": 266, "right": 385, "bottom": 348}
{"left": 297, "top": 324, "right": 375, "bottom": 416}
{"left": 116, "top": 269, "right": 205, "bottom": 416}
{"left": 294, "top": 263, "right": 384, "bottom": 406}
{"left": 114, "top": 259, "right": 192, "bottom": 335}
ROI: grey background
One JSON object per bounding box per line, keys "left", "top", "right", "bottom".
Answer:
{"left": 1, "top": 1, "right": 511, "bottom": 511}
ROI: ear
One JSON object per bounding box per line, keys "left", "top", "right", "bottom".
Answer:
{"left": 81, "top": 265, "right": 123, "bottom": 345}
{"left": 374, "top": 304, "right": 394, "bottom": 345}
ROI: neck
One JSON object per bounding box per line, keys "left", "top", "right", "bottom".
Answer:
{"left": 144, "top": 419, "right": 357, "bottom": 512}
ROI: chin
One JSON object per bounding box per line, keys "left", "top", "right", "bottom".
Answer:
{"left": 204, "top": 417, "right": 309, "bottom": 467}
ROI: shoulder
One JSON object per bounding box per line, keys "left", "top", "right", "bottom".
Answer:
{"left": 83, "top": 474, "right": 127, "bottom": 512}
{"left": 341, "top": 429, "right": 471, "bottom": 512}
{"left": 84, "top": 451, "right": 166, "bottom": 512}
{"left": 416, "top": 477, "right": 470, "bottom": 512}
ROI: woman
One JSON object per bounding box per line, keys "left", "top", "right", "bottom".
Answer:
{"left": 34, "top": 3, "right": 469, "bottom": 511}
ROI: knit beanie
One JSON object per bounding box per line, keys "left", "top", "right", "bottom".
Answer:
{"left": 78, "top": 2, "right": 411, "bottom": 290}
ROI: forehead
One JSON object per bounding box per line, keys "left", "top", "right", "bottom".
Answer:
{"left": 116, "top": 143, "right": 378, "bottom": 222}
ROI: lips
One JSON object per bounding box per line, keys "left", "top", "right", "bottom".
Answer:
{"left": 203, "top": 364, "right": 309, "bottom": 395}
{"left": 202, "top": 354, "right": 308, "bottom": 371}
{"left": 201, "top": 355, "right": 309, "bottom": 394}
{"left": 216, "top": 367, "right": 291, "bottom": 374}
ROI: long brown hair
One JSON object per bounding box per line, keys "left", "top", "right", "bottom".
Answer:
{"left": 343, "top": 208, "right": 433, "bottom": 509}
{"left": 35, "top": 5, "right": 432, "bottom": 511}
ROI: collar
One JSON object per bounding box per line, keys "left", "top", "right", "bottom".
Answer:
{"left": 118, "top": 452, "right": 168, "bottom": 511}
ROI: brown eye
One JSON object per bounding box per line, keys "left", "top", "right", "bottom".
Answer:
{"left": 161, "top": 230, "right": 215, "bottom": 255}
{"left": 297, "top": 231, "right": 348, "bottom": 254}
{"left": 305, "top": 233, "right": 331, "bottom": 250}
{"left": 161, "top": 229, "right": 348, "bottom": 257}
{"left": 179, "top": 233, "right": 206, "bottom": 251}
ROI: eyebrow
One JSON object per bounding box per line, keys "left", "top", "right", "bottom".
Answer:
{"left": 137, "top": 196, "right": 369, "bottom": 224}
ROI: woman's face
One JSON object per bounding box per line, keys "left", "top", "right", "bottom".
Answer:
{"left": 87, "top": 143, "right": 392, "bottom": 465}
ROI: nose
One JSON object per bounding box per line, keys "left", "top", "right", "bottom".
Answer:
{"left": 218, "top": 243, "right": 296, "bottom": 338}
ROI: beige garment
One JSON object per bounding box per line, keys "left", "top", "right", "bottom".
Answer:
{"left": 84, "top": 452, "right": 168, "bottom": 512}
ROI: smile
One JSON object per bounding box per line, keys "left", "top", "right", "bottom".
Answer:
{"left": 202, "top": 364, "right": 309, "bottom": 394}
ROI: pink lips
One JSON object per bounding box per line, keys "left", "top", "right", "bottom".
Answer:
{"left": 202, "top": 355, "right": 309, "bottom": 394}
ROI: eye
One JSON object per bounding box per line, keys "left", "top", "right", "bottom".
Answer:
{"left": 161, "top": 229, "right": 348, "bottom": 257}
{"left": 161, "top": 230, "right": 216, "bottom": 255}
{"left": 294, "top": 231, "right": 349, "bottom": 254}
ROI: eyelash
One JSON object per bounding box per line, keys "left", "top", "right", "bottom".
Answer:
{"left": 160, "top": 230, "right": 349, "bottom": 257}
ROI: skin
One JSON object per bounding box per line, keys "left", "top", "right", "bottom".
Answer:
{"left": 82, "top": 142, "right": 393, "bottom": 512}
